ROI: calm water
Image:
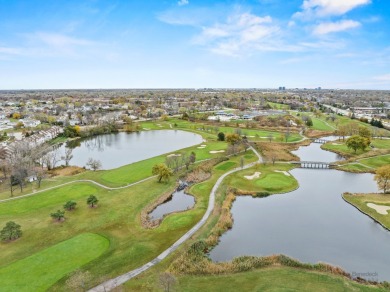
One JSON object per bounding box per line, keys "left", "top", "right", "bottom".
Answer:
{"left": 210, "top": 137, "right": 390, "bottom": 281}
{"left": 149, "top": 189, "right": 195, "bottom": 220}
{"left": 59, "top": 130, "right": 203, "bottom": 169}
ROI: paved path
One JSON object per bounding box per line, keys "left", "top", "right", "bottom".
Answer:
{"left": 0, "top": 176, "right": 156, "bottom": 204}
{"left": 88, "top": 146, "right": 262, "bottom": 292}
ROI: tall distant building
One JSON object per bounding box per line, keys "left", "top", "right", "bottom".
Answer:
{"left": 278, "top": 86, "right": 286, "bottom": 91}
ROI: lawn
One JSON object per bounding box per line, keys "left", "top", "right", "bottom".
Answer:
{"left": 343, "top": 193, "right": 390, "bottom": 230}
{"left": 124, "top": 266, "right": 385, "bottom": 291}
{"left": 311, "top": 117, "right": 335, "bottom": 131}
{"left": 215, "top": 161, "right": 237, "bottom": 171}
{"left": 225, "top": 163, "right": 298, "bottom": 193}
{"left": 359, "top": 154, "right": 390, "bottom": 169}
{"left": 0, "top": 150, "right": 257, "bottom": 291}
{"left": 0, "top": 233, "right": 109, "bottom": 292}
{"left": 338, "top": 163, "right": 374, "bottom": 173}
{"left": 322, "top": 142, "right": 368, "bottom": 157}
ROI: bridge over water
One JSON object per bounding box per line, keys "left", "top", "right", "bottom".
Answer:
{"left": 290, "top": 161, "right": 336, "bottom": 169}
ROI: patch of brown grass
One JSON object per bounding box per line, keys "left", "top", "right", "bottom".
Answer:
{"left": 305, "top": 129, "right": 334, "bottom": 138}
{"left": 253, "top": 140, "right": 310, "bottom": 162}
{"left": 50, "top": 166, "right": 86, "bottom": 176}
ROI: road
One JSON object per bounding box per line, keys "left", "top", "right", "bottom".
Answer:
{"left": 88, "top": 146, "right": 262, "bottom": 291}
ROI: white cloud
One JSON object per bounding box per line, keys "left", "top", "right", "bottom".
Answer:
{"left": 295, "top": 0, "right": 371, "bottom": 18}
{"left": 193, "top": 12, "right": 280, "bottom": 56}
{"left": 374, "top": 74, "right": 390, "bottom": 81}
{"left": 313, "top": 20, "right": 361, "bottom": 35}
{"left": 33, "top": 32, "right": 94, "bottom": 47}
{"left": 178, "top": 0, "right": 189, "bottom": 6}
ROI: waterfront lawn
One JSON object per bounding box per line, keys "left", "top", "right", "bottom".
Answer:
{"left": 343, "top": 193, "right": 390, "bottom": 229}
{"left": 0, "top": 151, "right": 256, "bottom": 290}
{"left": 0, "top": 233, "right": 109, "bottom": 292}
{"left": 75, "top": 140, "right": 227, "bottom": 187}
{"left": 322, "top": 142, "right": 368, "bottom": 157}
{"left": 124, "top": 266, "right": 385, "bottom": 291}
{"left": 172, "top": 268, "right": 384, "bottom": 292}
{"left": 359, "top": 154, "right": 390, "bottom": 169}
{"left": 338, "top": 163, "right": 374, "bottom": 173}
{"left": 225, "top": 163, "right": 298, "bottom": 194}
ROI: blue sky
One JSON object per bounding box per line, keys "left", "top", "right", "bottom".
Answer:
{"left": 0, "top": 0, "right": 389, "bottom": 89}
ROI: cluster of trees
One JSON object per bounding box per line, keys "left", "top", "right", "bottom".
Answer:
{"left": 345, "top": 135, "right": 371, "bottom": 153}
{"left": 50, "top": 195, "right": 99, "bottom": 222}
{"left": 375, "top": 165, "right": 390, "bottom": 194}
{"left": 0, "top": 221, "right": 22, "bottom": 242}
{"left": 165, "top": 152, "right": 196, "bottom": 172}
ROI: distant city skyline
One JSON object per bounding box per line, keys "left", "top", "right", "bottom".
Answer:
{"left": 0, "top": 0, "right": 389, "bottom": 90}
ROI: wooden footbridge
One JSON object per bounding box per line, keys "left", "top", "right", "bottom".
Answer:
{"left": 311, "top": 138, "right": 328, "bottom": 144}
{"left": 290, "top": 161, "right": 336, "bottom": 169}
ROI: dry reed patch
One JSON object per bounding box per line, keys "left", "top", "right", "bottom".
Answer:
{"left": 50, "top": 166, "right": 86, "bottom": 176}
{"left": 305, "top": 129, "right": 334, "bottom": 138}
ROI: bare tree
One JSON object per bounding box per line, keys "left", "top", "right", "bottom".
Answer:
{"left": 267, "top": 133, "right": 274, "bottom": 142}
{"left": 62, "top": 148, "right": 73, "bottom": 167}
{"left": 42, "top": 148, "right": 61, "bottom": 170}
{"left": 159, "top": 272, "right": 177, "bottom": 292}
{"left": 86, "top": 158, "right": 102, "bottom": 171}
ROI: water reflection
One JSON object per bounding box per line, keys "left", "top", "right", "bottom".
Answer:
{"left": 58, "top": 130, "right": 203, "bottom": 169}
{"left": 209, "top": 138, "right": 390, "bottom": 281}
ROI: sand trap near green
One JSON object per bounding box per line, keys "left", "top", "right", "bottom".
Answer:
{"left": 0, "top": 233, "right": 109, "bottom": 292}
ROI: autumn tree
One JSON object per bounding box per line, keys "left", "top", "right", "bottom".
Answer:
{"left": 0, "top": 221, "right": 22, "bottom": 242}
{"left": 345, "top": 135, "right": 370, "bottom": 153}
{"left": 358, "top": 126, "right": 371, "bottom": 139}
{"left": 374, "top": 165, "right": 390, "bottom": 194}
{"left": 152, "top": 163, "right": 173, "bottom": 183}
{"left": 226, "top": 133, "right": 242, "bottom": 155}
{"left": 217, "top": 132, "right": 225, "bottom": 141}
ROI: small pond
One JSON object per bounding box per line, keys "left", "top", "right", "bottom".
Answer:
{"left": 58, "top": 130, "right": 203, "bottom": 170}
{"left": 149, "top": 189, "right": 195, "bottom": 221}
{"left": 209, "top": 136, "right": 390, "bottom": 281}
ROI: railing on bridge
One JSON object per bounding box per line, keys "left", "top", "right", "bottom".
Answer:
{"left": 311, "top": 138, "right": 328, "bottom": 144}
{"left": 290, "top": 161, "right": 335, "bottom": 169}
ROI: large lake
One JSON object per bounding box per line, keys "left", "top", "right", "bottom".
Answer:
{"left": 60, "top": 130, "right": 203, "bottom": 169}
{"left": 209, "top": 137, "right": 390, "bottom": 281}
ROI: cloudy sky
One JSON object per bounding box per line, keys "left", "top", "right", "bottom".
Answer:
{"left": 0, "top": 0, "right": 389, "bottom": 89}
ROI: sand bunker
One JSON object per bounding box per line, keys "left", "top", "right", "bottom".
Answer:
{"left": 248, "top": 135, "right": 255, "bottom": 138}
{"left": 367, "top": 203, "right": 390, "bottom": 215}
{"left": 143, "top": 128, "right": 150, "bottom": 130}
{"left": 167, "top": 154, "right": 181, "bottom": 157}
{"left": 244, "top": 172, "right": 261, "bottom": 180}
{"left": 210, "top": 150, "right": 225, "bottom": 154}
{"left": 274, "top": 170, "right": 291, "bottom": 176}
{"left": 332, "top": 143, "right": 341, "bottom": 145}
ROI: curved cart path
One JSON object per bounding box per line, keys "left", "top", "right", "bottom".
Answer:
{"left": 88, "top": 147, "right": 262, "bottom": 292}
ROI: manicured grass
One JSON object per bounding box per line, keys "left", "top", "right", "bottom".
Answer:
{"left": 176, "top": 268, "right": 384, "bottom": 292}
{"left": 225, "top": 163, "right": 298, "bottom": 193}
{"left": 0, "top": 233, "right": 109, "bottom": 292}
{"left": 125, "top": 267, "right": 384, "bottom": 291}
{"left": 0, "top": 150, "right": 257, "bottom": 290}
{"left": 215, "top": 161, "right": 237, "bottom": 171}
{"left": 359, "top": 154, "right": 390, "bottom": 169}
{"left": 338, "top": 163, "right": 373, "bottom": 173}
{"left": 343, "top": 193, "right": 390, "bottom": 229}
{"left": 322, "top": 142, "right": 368, "bottom": 157}
{"left": 311, "top": 117, "right": 335, "bottom": 131}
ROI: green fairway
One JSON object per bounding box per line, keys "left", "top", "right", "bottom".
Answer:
{"left": 343, "top": 193, "right": 390, "bottom": 230}
{"left": 311, "top": 117, "right": 335, "bottom": 131}
{"left": 215, "top": 161, "right": 237, "bottom": 171}
{"left": 225, "top": 163, "right": 298, "bottom": 193}
{"left": 359, "top": 154, "right": 390, "bottom": 169}
{"left": 338, "top": 163, "right": 374, "bottom": 173}
{"left": 0, "top": 233, "right": 109, "bottom": 292}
